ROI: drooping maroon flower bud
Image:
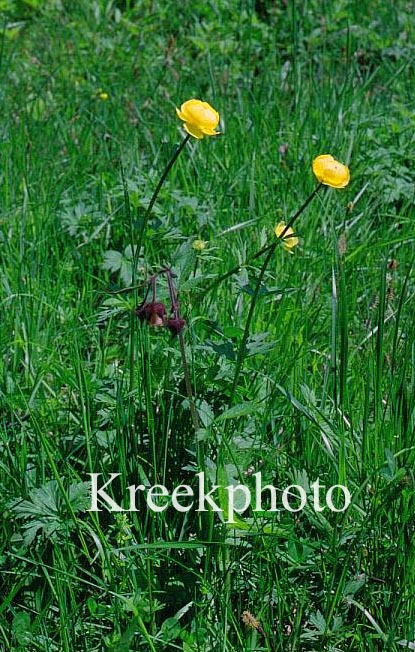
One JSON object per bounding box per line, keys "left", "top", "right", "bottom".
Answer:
{"left": 149, "top": 311, "right": 165, "bottom": 327}
{"left": 135, "top": 302, "right": 150, "bottom": 321}
{"left": 135, "top": 301, "right": 166, "bottom": 327}
{"left": 166, "top": 317, "right": 186, "bottom": 336}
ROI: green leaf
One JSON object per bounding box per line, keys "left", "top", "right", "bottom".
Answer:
{"left": 11, "top": 480, "right": 90, "bottom": 546}
{"left": 12, "top": 612, "right": 32, "bottom": 645}
{"left": 102, "top": 250, "right": 123, "bottom": 273}
{"left": 216, "top": 402, "right": 259, "bottom": 422}
{"left": 344, "top": 574, "right": 366, "bottom": 597}
{"left": 160, "top": 617, "right": 181, "bottom": 642}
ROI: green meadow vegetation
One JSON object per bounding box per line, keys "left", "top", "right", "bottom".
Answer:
{"left": 1, "top": 0, "right": 415, "bottom": 650}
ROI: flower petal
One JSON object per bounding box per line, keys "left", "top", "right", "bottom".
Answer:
{"left": 183, "top": 122, "right": 204, "bottom": 139}
{"left": 200, "top": 125, "right": 219, "bottom": 136}
{"left": 176, "top": 107, "right": 186, "bottom": 121}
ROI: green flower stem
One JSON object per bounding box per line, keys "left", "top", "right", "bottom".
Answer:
{"left": 136, "top": 614, "right": 158, "bottom": 652}
{"left": 128, "top": 134, "right": 190, "bottom": 399}
{"left": 228, "top": 184, "right": 323, "bottom": 404}
{"left": 204, "top": 242, "right": 275, "bottom": 294}
{"left": 279, "top": 182, "right": 323, "bottom": 240}
{"left": 230, "top": 242, "right": 276, "bottom": 404}
{"left": 179, "top": 324, "right": 214, "bottom": 547}
{"left": 204, "top": 184, "right": 323, "bottom": 295}
{"left": 178, "top": 330, "right": 199, "bottom": 433}
{"left": 132, "top": 133, "right": 190, "bottom": 279}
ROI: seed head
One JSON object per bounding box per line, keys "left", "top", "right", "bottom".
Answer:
{"left": 241, "top": 611, "right": 260, "bottom": 631}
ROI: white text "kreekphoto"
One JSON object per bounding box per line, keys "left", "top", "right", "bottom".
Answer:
{"left": 88, "top": 472, "right": 351, "bottom": 523}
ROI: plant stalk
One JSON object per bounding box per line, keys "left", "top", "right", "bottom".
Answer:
{"left": 229, "top": 184, "right": 323, "bottom": 402}
{"left": 205, "top": 184, "right": 323, "bottom": 295}
{"left": 133, "top": 134, "right": 190, "bottom": 276}
{"left": 230, "top": 243, "right": 276, "bottom": 403}
{"left": 178, "top": 331, "right": 199, "bottom": 433}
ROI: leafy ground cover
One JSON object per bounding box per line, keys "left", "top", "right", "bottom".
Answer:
{"left": 0, "top": 1, "right": 414, "bottom": 650}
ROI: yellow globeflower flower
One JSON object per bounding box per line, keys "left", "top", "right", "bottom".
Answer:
{"left": 312, "top": 154, "right": 350, "bottom": 188}
{"left": 176, "top": 99, "right": 220, "bottom": 139}
{"left": 274, "top": 221, "right": 298, "bottom": 253}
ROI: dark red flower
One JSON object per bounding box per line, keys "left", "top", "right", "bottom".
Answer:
{"left": 166, "top": 317, "right": 186, "bottom": 336}
{"left": 135, "top": 301, "right": 166, "bottom": 327}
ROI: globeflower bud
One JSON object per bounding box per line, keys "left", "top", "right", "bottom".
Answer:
{"left": 176, "top": 99, "right": 220, "bottom": 139}
{"left": 192, "top": 239, "right": 207, "bottom": 251}
{"left": 274, "top": 221, "right": 298, "bottom": 253}
{"left": 312, "top": 154, "right": 350, "bottom": 188}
